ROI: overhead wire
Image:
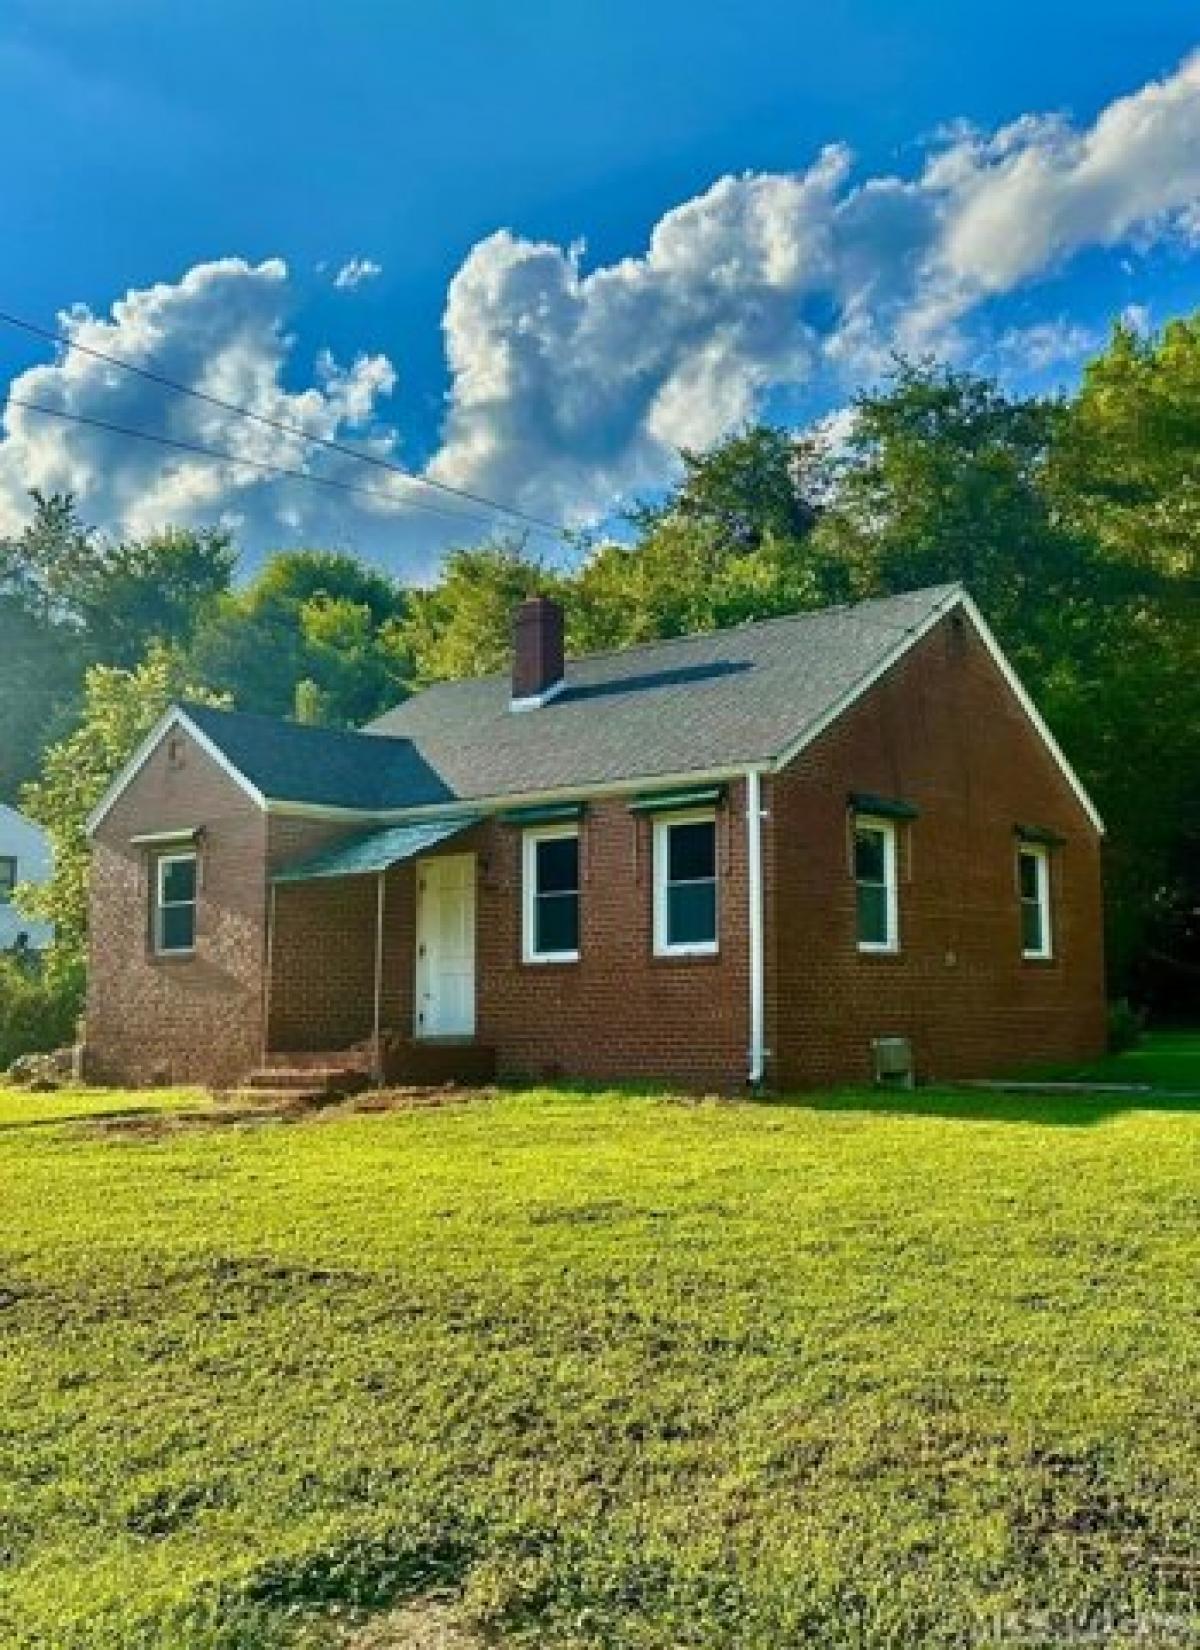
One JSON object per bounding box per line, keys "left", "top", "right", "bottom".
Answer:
{"left": 0, "top": 305, "right": 572, "bottom": 542}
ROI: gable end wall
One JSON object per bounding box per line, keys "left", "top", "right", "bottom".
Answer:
{"left": 85, "top": 727, "right": 270, "bottom": 1087}
{"left": 768, "top": 609, "right": 1105, "bottom": 1087}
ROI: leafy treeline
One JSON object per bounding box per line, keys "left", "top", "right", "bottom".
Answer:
{"left": 3, "top": 321, "right": 1197, "bottom": 1011}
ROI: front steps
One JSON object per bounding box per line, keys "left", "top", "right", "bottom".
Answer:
{"left": 222, "top": 1062, "right": 370, "bottom": 1108}
{"left": 228, "top": 1039, "right": 496, "bottom": 1104}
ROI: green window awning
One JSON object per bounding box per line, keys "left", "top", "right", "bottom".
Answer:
{"left": 272, "top": 814, "right": 482, "bottom": 884}
{"left": 1016, "top": 823, "right": 1067, "bottom": 848}
{"left": 849, "top": 791, "right": 919, "bottom": 821}
{"left": 628, "top": 784, "right": 726, "bottom": 815}
{"left": 497, "top": 802, "right": 585, "bottom": 827}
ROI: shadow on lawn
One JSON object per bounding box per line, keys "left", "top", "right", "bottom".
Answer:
{"left": 785, "top": 1086, "right": 1200, "bottom": 1127}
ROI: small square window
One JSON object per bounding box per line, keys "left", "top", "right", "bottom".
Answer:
{"left": 154, "top": 852, "right": 197, "bottom": 955}
{"left": 0, "top": 857, "right": 16, "bottom": 904}
{"left": 523, "top": 828, "right": 580, "bottom": 962}
{"left": 654, "top": 813, "right": 718, "bottom": 956}
{"left": 854, "top": 818, "right": 899, "bottom": 952}
{"left": 1018, "top": 845, "right": 1053, "bottom": 959}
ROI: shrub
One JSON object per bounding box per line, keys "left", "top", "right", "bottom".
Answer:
{"left": 0, "top": 954, "right": 84, "bottom": 1071}
{"left": 1106, "top": 997, "right": 1146, "bottom": 1055}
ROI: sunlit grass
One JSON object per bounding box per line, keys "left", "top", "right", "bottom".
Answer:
{"left": 0, "top": 1076, "right": 1196, "bottom": 1647}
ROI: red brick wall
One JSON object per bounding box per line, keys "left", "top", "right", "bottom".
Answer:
{"left": 767, "top": 610, "right": 1106, "bottom": 1087}
{"left": 473, "top": 796, "right": 750, "bottom": 1088}
{"left": 86, "top": 607, "right": 1105, "bottom": 1093}
{"left": 265, "top": 807, "right": 750, "bottom": 1091}
{"left": 85, "top": 729, "right": 270, "bottom": 1088}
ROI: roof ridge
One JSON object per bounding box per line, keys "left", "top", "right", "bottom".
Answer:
{"left": 404, "top": 582, "right": 965, "bottom": 698}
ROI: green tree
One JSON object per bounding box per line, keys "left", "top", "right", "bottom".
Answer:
{"left": 0, "top": 495, "right": 235, "bottom": 797}
{"left": 19, "top": 649, "right": 227, "bottom": 959}
{"left": 392, "top": 543, "right": 555, "bottom": 684}
{"left": 1052, "top": 317, "right": 1200, "bottom": 581}
{"left": 187, "top": 550, "right": 410, "bottom": 722}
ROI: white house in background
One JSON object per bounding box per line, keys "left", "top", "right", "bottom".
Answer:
{"left": 0, "top": 804, "right": 53, "bottom": 952}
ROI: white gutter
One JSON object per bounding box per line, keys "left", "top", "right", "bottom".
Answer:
{"left": 746, "top": 768, "right": 766, "bottom": 1088}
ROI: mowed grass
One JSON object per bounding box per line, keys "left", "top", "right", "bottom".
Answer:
{"left": 0, "top": 1074, "right": 1197, "bottom": 1649}
{"left": 1024, "top": 1028, "right": 1200, "bottom": 1094}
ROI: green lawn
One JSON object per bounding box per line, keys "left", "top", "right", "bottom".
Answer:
{"left": 1020, "top": 1028, "right": 1200, "bottom": 1094}
{"left": 0, "top": 1076, "right": 1197, "bottom": 1649}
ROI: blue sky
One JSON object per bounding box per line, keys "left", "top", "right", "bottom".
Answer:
{"left": 2, "top": 1, "right": 1200, "bottom": 576}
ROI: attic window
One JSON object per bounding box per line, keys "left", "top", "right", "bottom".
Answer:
{"left": 167, "top": 737, "right": 185, "bottom": 769}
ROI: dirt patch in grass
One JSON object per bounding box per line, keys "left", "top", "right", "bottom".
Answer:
{"left": 82, "top": 1086, "right": 499, "bottom": 1139}
{"left": 341, "top": 1600, "right": 484, "bottom": 1649}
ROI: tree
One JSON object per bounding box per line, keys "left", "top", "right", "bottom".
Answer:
{"left": 1051, "top": 317, "right": 1200, "bottom": 581}
{"left": 392, "top": 543, "right": 554, "bottom": 684}
{"left": 634, "top": 425, "right": 822, "bottom": 549}
{"left": 186, "top": 550, "right": 410, "bottom": 723}
{"left": 19, "top": 649, "right": 227, "bottom": 959}
{"left": 0, "top": 495, "right": 235, "bottom": 797}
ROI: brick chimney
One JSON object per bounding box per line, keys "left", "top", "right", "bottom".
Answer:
{"left": 511, "top": 595, "right": 566, "bottom": 708}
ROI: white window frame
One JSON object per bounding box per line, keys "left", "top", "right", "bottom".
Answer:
{"left": 653, "top": 809, "right": 719, "bottom": 958}
{"left": 154, "top": 851, "right": 198, "bottom": 956}
{"left": 1018, "top": 843, "right": 1053, "bottom": 960}
{"left": 854, "top": 815, "right": 900, "bottom": 955}
{"left": 522, "top": 825, "right": 580, "bottom": 964}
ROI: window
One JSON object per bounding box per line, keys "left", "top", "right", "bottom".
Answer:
{"left": 1018, "top": 844, "right": 1052, "bottom": 959}
{"left": 523, "top": 828, "right": 580, "bottom": 962}
{"left": 855, "top": 817, "right": 899, "bottom": 952}
{"left": 0, "top": 857, "right": 16, "bottom": 904}
{"left": 654, "top": 812, "right": 718, "bottom": 956}
{"left": 154, "top": 852, "right": 197, "bottom": 955}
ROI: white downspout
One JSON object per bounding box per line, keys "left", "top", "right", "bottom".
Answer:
{"left": 372, "top": 870, "right": 386, "bottom": 1086}
{"left": 746, "top": 768, "right": 766, "bottom": 1088}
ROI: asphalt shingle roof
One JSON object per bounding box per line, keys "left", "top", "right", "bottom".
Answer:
{"left": 179, "top": 703, "right": 457, "bottom": 810}
{"left": 181, "top": 585, "right": 962, "bottom": 812}
{"left": 366, "top": 585, "right": 963, "bottom": 804}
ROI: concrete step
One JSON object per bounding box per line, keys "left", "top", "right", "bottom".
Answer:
{"left": 246, "top": 1066, "right": 366, "bottom": 1095}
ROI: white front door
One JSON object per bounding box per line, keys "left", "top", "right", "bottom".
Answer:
{"left": 415, "top": 854, "right": 476, "bottom": 1038}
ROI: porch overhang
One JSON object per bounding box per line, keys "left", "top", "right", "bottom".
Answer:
{"left": 272, "top": 814, "right": 483, "bottom": 884}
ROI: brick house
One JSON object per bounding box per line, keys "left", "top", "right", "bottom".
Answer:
{"left": 84, "top": 584, "right": 1105, "bottom": 1092}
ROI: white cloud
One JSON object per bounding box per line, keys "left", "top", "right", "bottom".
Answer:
{"left": 3, "top": 55, "right": 1200, "bottom": 568}
{"left": 0, "top": 258, "right": 460, "bottom": 568}
{"left": 332, "top": 256, "right": 383, "bottom": 290}
{"left": 990, "top": 318, "right": 1102, "bottom": 374}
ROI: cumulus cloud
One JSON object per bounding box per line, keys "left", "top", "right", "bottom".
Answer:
{"left": 0, "top": 258, "right": 469, "bottom": 570}
{"left": 2, "top": 54, "right": 1199, "bottom": 567}
{"left": 332, "top": 256, "right": 383, "bottom": 290}
{"left": 431, "top": 52, "right": 1200, "bottom": 521}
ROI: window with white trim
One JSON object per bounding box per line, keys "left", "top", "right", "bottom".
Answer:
{"left": 854, "top": 817, "right": 899, "bottom": 952}
{"left": 654, "top": 811, "right": 718, "bottom": 956}
{"left": 154, "top": 852, "right": 197, "bottom": 955}
{"left": 0, "top": 856, "right": 16, "bottom": 903}
{"left": 1018, "top": 844, "right": 1052, "bottom": 959}
{"left": 522, "top": 827, "right": 580, "bottom": 962}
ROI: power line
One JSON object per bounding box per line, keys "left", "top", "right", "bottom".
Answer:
{"left": 5, "top": 395, "right": 548, "bottom": 539}
{"left": 0, "top": 305, "right": 571, "bottom": 540}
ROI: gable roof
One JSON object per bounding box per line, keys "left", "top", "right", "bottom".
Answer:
{"left": 178, "top": 704, "right": 457, "bottom": 811}
{"left": 85, "top": 584, "right": 1104, "bottom": 836}
{"left": 366, "top": 584, "right": 965, "bottom": 801}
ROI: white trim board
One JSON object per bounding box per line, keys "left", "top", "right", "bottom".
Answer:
{"left": 85, "top": 708, "right": 266, "bottom": 836}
